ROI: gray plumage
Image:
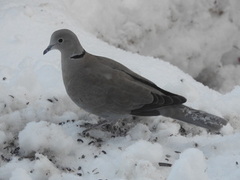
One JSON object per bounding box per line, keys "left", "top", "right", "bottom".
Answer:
{"left": 43, "top": 29, "right": 227, "bottom": 132}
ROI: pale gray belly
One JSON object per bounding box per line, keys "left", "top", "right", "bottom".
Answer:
{"left": 65, "top": 78, "right": 131, "bottom": 119}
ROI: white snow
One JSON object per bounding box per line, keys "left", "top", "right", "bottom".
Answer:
{"left": 0, "top": 0, "right": 240, "bottom": 180}
{"left": 10, "top": 168, "right": 32, "bottom": 180}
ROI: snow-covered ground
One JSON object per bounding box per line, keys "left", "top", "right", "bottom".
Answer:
{"left": 0, "top": 0, "right": 240, "bottom": 179}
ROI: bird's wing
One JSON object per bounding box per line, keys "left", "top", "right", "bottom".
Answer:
{"left": 94, "top": 55, "right": 186, "bottom": 114}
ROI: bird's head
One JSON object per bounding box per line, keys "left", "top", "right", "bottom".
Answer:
{"left": 43, "top": 29, "right": 83, "bottom": 57}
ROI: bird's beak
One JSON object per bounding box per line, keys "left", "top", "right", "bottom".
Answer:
{"left": 43, "top": 44, "right": 55, "bottom": 55}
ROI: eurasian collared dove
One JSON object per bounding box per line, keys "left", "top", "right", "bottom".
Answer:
{"left": 43, "top": 29, "right": 227, "bottom": 132}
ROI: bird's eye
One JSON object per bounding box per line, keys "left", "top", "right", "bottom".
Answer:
{"left": 58, "top": 38, "right": 63, "bottom": 43}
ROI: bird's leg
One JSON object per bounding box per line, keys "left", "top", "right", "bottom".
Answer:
{"left": 82, "top": 119, "right": 112, "bottom": 134}
{"left": 82, "top": 116, "right": 136, "bottom": 135}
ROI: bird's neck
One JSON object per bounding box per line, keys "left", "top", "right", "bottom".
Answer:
{"left": 61, "top": 50, "right": 87, "bottom": 88}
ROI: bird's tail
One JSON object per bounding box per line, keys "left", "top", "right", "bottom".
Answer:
{"left": 158, "top": 105, "right": 227, "bottom": 131}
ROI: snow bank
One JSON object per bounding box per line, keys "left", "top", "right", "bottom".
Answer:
{"left": 65, "top": 0, "right": 240, "bottom": 92}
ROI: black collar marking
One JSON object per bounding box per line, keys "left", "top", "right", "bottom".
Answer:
{"left": 71, "top": 50, "right": 86, "bottom": 59}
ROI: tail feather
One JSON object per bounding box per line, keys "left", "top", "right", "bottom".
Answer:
{"left": 160, "top": 105, "right": 227, "bottom": 131}
{"left": 131, "top": 105, "right": 227, "bottom": 131}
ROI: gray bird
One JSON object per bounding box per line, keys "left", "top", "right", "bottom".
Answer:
{"left": 43, "top": 29, "right": 227, "bottom": 132}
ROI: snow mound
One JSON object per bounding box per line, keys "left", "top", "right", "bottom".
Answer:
{"left": 19, "top": 121, "right": 76, "bottom": 156}
{"left": 168, "top": 148, "right": 208, "bottom": 180}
